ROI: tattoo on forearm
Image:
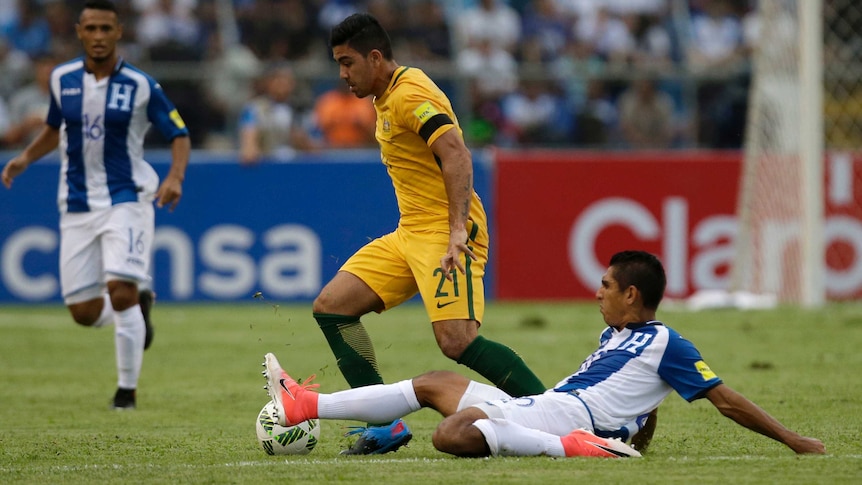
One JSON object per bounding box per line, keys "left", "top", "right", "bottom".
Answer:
{"left": 461, "top": 176, "right": 471, "bottom": 217}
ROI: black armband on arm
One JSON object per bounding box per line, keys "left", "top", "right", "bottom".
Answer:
{"left": 418, "top": 113, "right": 453, "bottom": 142}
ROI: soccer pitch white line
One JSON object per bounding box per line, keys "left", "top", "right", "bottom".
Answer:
{"left": 0, "top": 458, "right": 450, "bottom": 474}
{"left": 668, "top": 454, "right": 862, "bottom": 462}
{"left": 2, "top": 455, "right": 861, "bottom": 474}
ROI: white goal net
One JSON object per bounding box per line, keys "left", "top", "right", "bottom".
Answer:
{"left": 732, "top": 0, "right": 862, "bottom": 305}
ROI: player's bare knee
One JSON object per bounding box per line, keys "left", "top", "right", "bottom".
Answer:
{"left": 107, "top": 281, "right": 138, "bottom": 311}
{"left": 71, "top": 314, "right": 96, "bottom": 326}
{"left": 431, "top": 419, "right": 459, "bottom": 454}
{"left": 433, "top": 415, "right": 488, "bottom": 457}
{"left": 68, "top": 306, "right": 98, "bottom": 326}
{"left": 108, "top": 294, "right": 135, "bottom": 312}
{"left": 311, "top": 293, "right": 331, "bottom": 314}
{"left": 438, "top": 339, "right": 470, "bottom": 360}
{"left": 432, "top": 322, "right": 476, "bottom": 360}
{"left": 413, "top": 370, "right": 458, "bottom": 404}
{"left": 439, "top": 345, "right": 460, "bottom": 360}
{"left": 413, "top": 369, "right": 456, "bottom": 386}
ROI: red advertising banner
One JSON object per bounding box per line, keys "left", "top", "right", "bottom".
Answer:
{"left": 494, "top": 150, "right": 862, "bottom": 300}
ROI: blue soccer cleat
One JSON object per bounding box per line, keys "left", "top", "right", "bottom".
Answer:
{"left": 340, "top": 418, "right": 413, "bottom": 455}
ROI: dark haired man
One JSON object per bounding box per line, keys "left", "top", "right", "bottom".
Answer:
{"left": 2, "top": 0, "right": 191, "bottom": 409}
{"left": 307, "top": 13, "right": 546, "bottom": 454}
{"left": 264, "top": 250, "right": 826, "bottom": 458}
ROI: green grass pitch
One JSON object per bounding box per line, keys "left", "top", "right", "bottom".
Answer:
{"left": 1, "top": 300, "right": 860, "bottom": 484}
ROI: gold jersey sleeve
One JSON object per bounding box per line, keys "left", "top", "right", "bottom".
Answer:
{"left": 374, "top": 67, "right": 486, "bottom": 232}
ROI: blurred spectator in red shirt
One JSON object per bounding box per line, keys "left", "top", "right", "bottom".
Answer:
{"left": 312, "top": 83, "right": 376, "bottom": 149}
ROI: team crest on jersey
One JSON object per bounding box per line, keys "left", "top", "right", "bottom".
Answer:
{"left": 382, "top": 117, "right": 391, "bottom": 134}
{"left": 413, "top": 101, "right": 438, "bottom": 124}
{"left": 107, "top": 83, "right": 135, "bottom": 112}
{"left": 695, "top": 360, "right": 717, "bottom": 380}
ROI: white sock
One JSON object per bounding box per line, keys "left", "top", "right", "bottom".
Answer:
{"left": 472, "top": 418, "right": 565, "bottom": 457}
{"left": 317, "top": 379, "right": 421, "bottom": 423}
{"left": 114, "top": 304, "right": 145, "bottom": 389}
{"left": 92, "top": 293, "right": 114, "bottom": 328}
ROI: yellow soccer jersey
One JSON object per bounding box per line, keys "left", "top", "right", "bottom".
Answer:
{"left": 374, "top": 66, "right": 486, "bottom": 231}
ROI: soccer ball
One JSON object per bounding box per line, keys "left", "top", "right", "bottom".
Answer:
{"left": 255, "top": 400, "right": 320, "bottom": 455}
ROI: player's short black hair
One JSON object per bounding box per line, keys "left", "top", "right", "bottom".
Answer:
{"left": 82, "top": 0, "right": 118, "bottom": 16}
{"left": 330, "top": 13, "right": 393, "bottom": 59}
{"left": 609, "top": 250, "right": 666, "bottom": 310}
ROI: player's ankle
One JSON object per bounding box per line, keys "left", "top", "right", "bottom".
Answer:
{"left": 301, "top": 391, "right": 320, "bottom": 419}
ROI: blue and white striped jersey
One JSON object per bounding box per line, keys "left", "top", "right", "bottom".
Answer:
{"left": 47, "top": 57, "right": 188, "bottom": 213}
{"left": 554, "top": 321, "right": 722, "bottom": 438}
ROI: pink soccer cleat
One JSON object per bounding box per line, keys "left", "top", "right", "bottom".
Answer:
{"left": 261, "top": 352, "right": 320, "bottom": 426}
{"left": 561, "top": 429, "right": 642, "bottom": 458}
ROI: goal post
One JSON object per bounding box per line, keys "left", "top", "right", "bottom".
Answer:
{"left": 799, "top": 0, "right": 825, "bottom": 306}
{"left": 731, "top": 0, "right": 825, "bottom": 306}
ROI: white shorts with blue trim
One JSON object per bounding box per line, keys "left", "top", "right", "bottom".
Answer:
{"left": 60, "top": 202, "right": 154, "bottom": 304}
{"left": 470, "top": 389, "right": 593, "bottom": 437}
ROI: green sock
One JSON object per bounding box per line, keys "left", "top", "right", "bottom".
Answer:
{"left": 314, "top": 313, "right": 383, "bottom": 388}
{"left": 457, "top": 335, "right": 546, "bottom": 397}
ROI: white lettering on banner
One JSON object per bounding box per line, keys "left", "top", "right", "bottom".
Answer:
{"left": 569, "top": 198, "right": 660, "bottom": 291}
{"left": 568, "top": 197, "right": 862, "bottom": 298}
{"left": 690, "top": 216, "right": 737, "bottom": 289}
{"left": 152, "top": 227, "right": 195, "bottom": 299}
{"left": 825, "top": 215, "right": 862, "bottom": 296}
{"left": 0, "top": 223, "right": 323, "bottom": 301}
{"left": 198, "top": 225, "right": 258, "bottom": 298}
{"left": 760, "top": 221, "right": 800, "bottom": 294}
{"left": 829, "top": 152, "right": 853, "bottom": 206}
{"left": 259, "top": 225, "right": 321, "bottom": 298}
{"left": 3, "top": 213, "right": 861, "bottom": 299}
{"left": 195, "top": 224, "right": 322, "bottom": 299}
{"left": 663, "top": 197, "right": 688, "bottom": 294}
{"left": 740, "top": 216, "right": 862, "bottom": 296}
{"left": 1, "top": 226, "right": 58, "bottom": 300}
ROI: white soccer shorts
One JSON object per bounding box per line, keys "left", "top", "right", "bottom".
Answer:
{"left": 470, "top": 389, "right": 593, "bottom": 437}
{"left": 60, "top": 201, "right": 154, "bottom": 304}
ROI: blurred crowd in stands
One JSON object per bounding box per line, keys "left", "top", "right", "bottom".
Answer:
{"left": 0, "top": 0, "right": 767, "bottom": 159}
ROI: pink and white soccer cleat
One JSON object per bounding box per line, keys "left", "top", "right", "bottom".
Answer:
{"left": 261, "top": 352, "right": 320, "bottom": 427}
{"left": 560, "top": 429, "right": 642, "bottom": 458}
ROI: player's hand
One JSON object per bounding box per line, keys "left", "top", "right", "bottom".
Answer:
{"left": 789, "top": 436, "right": 826, "bottom": 454}
{"left": 440, "top": 227, "right": 477, "bottom": 281}
{"left": 2, "top": 156, "right": 30, "bottom": 189}
{"left": 154, "top": 176, "right": 183, "bottom": 211}
{"left": 630, "top": 408, "right": 658, "bottom": 454}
